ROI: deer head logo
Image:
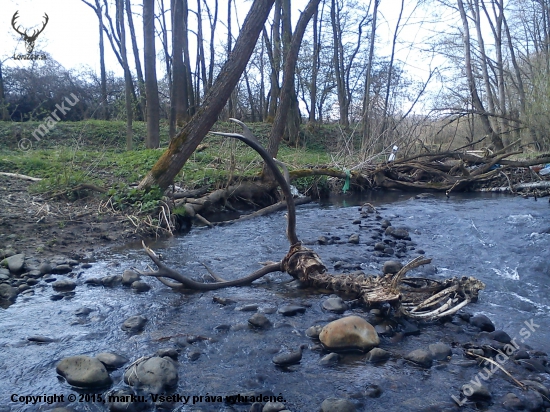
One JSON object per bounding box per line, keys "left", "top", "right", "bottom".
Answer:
{"left": 11, "top": 11, "right": 49, "bottom": 54}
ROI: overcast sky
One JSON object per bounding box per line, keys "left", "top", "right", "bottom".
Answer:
{"left": 0, "top": 0, "right": 451, "bottom": 112}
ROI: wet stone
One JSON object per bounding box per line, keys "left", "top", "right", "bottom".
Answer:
{"left": 107, "top": 388, "right": 143, "bottom": 412}
{"left": 385, "top": 226, "right": 410, "bottom": 240}
{"left": 248, "top": 313, "right": 272, "bottom": 329}
{"left": 213, "top": 296, "right": 236, "bottom": 305}
{"left": 488, "top": 330, "right": 512, "bottom": 343}
{"left": 238, "top": 304, "right": 259, "bottom": 312}
{"left": 121, "top": 315, "right": 147, "bottom": 333}
{"left": 382, "top": 260, "right": 402, "bottom": 274}
{"left": 514, "top": 350, "right": 530, "bottom": 360}
{"left": 131, "top": 281, "right": 151, "bottom": 292}
{"left": 123, "top": 356, "right": 178, "bottom": 394}
{"left": 96, "top": 352, "right": 129, "bottom": 370}
{"left": 319, "top": 352, "right": 340, "bottom": 366}
{"left": 27, "top": 335, "right": 55, "bottom": 343}
{"left": 429, "top": 342, "right": 452, "bottom": 360}
{"left": 306, "top": 325, "right": 323, "bottom": 339}
{"left": 348, "top": 234, "right": 359, "bottom": 244}
{"left": 322, "top": 297, "right": 348, "bottom": 314}
{"left": 320, "top": 397, "right": 357, "bottom": 412}
{"left": 365, "top": 384, "right": 382, "bottom": 398}
{"left": 38, "top": 262, "right": 53, "bottom": 275}
{"left": 52, "top": 279, "right": 76, "bottom": 292}
{"left": 405, "top": 349, "right": 433, "bottom": 368}
{"left": 51, "top": 264, "right": 72, "bottom": 274}
{"left": 56, "top": 355, "right": 112, "bottom": 388}
{"left": 101, "top": 275, "right": 122, "bottom": 287}
{"left": 187, "top": 349, "right": 201, "bottom": 361}
{"left": 470, "top": 314, "right": 495, "bottom": 332}
{"left": 121, "top": 269, "right": 141, "bottom": 286}
{"left": 272, "top": 347, "right": 303, "bottom": 366}
{"left": 366, "top": 348, "right": 390, "bottom": 363}
{"left": 0, "top": 284, "right": 18, "bottom": 302}
{"left": 374, "top": 242, "right": 386, "bottom": 251}
{"left": 462, "top": 383, "right": 491, "bottom": 400}
{"left": 157, "top": 348, "right": 179, "bottom": 360}
{"left": 5, "top": 253, "right": 25, "bottom": 274}
{"left": 262, "top": 401, "right": 286, "bottom": 412}
{"left": 502, "top": 393, "right": 524, "bottom": 410}
{"left": 278, "top": 304, "right": 306, "bottom": 316}
{"left": 74, "top": 307, "right": 93, "bottom": 316}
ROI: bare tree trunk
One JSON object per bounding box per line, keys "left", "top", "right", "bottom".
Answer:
{"left": 82, "top": 0, "right": 109, "bottom": 120}
{"left": 0, "top": 62, "right": 9, "bottom": 121}
{"left": 144, "top": 0, "right": 160, "bottom": 148}
{"left": 267, "top": 0, "right": 282, "bottom": 121}
{"left": 226, "top": 0, "right": 234, "bottom": 118}
{"left": 170, "top": 0, "right": 190, "bottom": 136}
{"left": 204, "top": 0, "right": 218, "bottom": 90}
{"left": 309, "top": 5, "right": 320, "bottom": 124}
{"left": 361, "top": 0, "right": 379, "bottom": 149}
{"left": 182, "top": 0, "right": 196, "bottom": 116}
{"left": 196, "top": 0, "right": 208, "bottom": 99}
{"left": 331, "top": 0, "right": 348, "bottom": 127}
{"left": 158, "top": 0, "right": 172, "bottom": 95}
{"left": 457, "top": 0, "right": 503, "bottom": 150}
{"left": 125, "top": 0, "right": 146, "bottom": 121}
{"left": 381, "top": 0, "right": 404, "bottom": 143}
{"left": 265, "top": 0, "right": 322, "bottom": 166}
{"left": 117, "top": 0, "right": 133, "bottom": 150}
{"left": 138, "top": 0, "right": 276, "bottom": 190}
{"left": 471, "top": 0, "right": 497, "bottom": 133}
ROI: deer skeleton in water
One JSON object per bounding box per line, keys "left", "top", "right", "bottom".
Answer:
{"left": 139, "top": 119, "right": 485, "bottom": 320}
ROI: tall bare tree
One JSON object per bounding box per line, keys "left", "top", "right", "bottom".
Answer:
{"left": 144, "top": 0, "right": 160, "bottom": 148}
{"left": 82, "top": 0, "right": 109, "bottom": 120}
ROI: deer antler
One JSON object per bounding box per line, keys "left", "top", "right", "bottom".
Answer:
{"left": 28, "top": 13, "right": 49, "bottom": 41}
{"left": 11, "top": 11, "right": 25, "bottom": 36}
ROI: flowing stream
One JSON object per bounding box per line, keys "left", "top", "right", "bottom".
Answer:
{"left": 0, "top": 192, "right": 549, "bottom": 412}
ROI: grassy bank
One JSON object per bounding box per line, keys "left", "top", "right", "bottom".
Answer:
{"left": 0, "top": 120, "right": 336, "bottom": 196}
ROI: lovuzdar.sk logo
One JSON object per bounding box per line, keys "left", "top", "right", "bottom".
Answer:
{"left": 11, "top": 11, "right": 49, "bottom": 60}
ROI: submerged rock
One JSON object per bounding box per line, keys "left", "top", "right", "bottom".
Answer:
{"left": 56, "top": 355, "right": 112, "bottom": 388}
{"left": 429, "top": 342, "right": 452, "bottom": 360}
{"left": 96, "top": 352, "right": 129, "bottom": 370}
{"left": 121, "top": 315, "right": 147, "bottom": 333}
{"left": 320, "top": 397, "right": 357, "bottom": 412}
{"left": 319, "top": 316, "right": 379, "bottom": 351}
{"left": 322, "top": 297, "right": 348, "bottom": 314}
{"left": 470, "top": 314, "right": 495, "bottom": 332}
{"left": 366, "top": 348, "right": 390, "bottom": 363}
{"left": 404, "top": 349, "right": 433, "bottom": 368}
{"left": 272, "top": 346, "right": 304, "bottom": 366}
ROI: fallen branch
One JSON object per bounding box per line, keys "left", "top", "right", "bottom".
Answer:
{"left": 0, "top": 172, "right": 42, "bottom": 182}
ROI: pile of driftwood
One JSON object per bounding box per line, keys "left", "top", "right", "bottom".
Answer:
{"left": 140, "top": 119, "right": 486, "bottom": 321}
{"left": 369, "top": 149, "right": 550, "bottom": 197}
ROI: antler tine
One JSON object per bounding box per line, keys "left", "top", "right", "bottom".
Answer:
{"left": 228, "top": 118, "right": 260, "bottom": 145}
{"left": 11, "top": 11, "right": 25, "bottom": 36}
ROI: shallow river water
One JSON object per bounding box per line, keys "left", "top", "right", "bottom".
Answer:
{"left": 0, "top": 192, "right": 549, "bottom": 412}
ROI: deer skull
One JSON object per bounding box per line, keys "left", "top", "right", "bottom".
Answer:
{"left": 11, "top": 11, "right": 49, "bottom": 54}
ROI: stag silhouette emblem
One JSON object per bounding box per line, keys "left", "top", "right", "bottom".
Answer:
{"left": 11, "top": 11, "right": 49, "bottom": 54}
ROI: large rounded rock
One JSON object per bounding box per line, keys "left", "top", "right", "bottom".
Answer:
{"left": 5, "top": 253, "right": 25, "bottom": 274}
{"left": 56, "top": 355, "right": 112, "bottom": 388}
{"left": 96, "top": 352, "right": 129, "bottom": 370}
{"left": 319, "top": 316, "right": 379, "bottom": 351}
{"left": 124, "top": 357, "right": 178, "bottom": 394}
{"left": 52, "top": 279, "right": 77, "bottom": 292}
